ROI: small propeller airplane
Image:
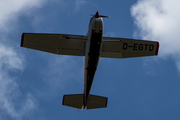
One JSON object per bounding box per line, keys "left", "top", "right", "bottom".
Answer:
{"left": 21, "top": 11, "right": 159, "bottom": 110}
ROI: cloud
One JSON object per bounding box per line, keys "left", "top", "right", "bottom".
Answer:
{"left": 131, "top": 0, "right": 180, "bottom": 72}
{"left": 0, "top": 0, "right": 45, "bottom": 32}
{"left": 0, "top": 0, "right": 87, "bottom": 119}
{"left": 0, "top": 43, "right": 37, "bottom": 120}
{"left": 74, "top": 0, "right": 87, "bottom": 12}
{"left": 0, "top": 0, "right": 47, "bottom": 119}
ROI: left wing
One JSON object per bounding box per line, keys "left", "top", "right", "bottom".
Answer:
{"left": 21, "top": 33, "right": 87, "bottom": 56}
{"left": 101, "top": 37, "right": 159, "bottom": 58}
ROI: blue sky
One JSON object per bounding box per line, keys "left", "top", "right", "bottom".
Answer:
{"left": 1, "top": 0, "right": 180, "bottom": 119}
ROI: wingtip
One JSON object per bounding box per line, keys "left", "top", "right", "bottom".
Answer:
{"left": 105, "top": 97, "right": 108, "bottom": 108}
{"left": 62, "top": 95, "right": 65, "bottom": 105}
{"left": 156, "top": 42, "right": 159, "bottom": 55}
{"left": 21, "top": 33, "right": 25, "bottom": 47}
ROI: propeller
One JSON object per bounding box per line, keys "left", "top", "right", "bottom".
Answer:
{"left": 89, "top": 11, "right": 110, "bottom": 18}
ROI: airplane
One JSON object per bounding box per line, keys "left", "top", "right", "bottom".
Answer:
{"left": 21, "top": 11, "right": 159, "bottom": 110}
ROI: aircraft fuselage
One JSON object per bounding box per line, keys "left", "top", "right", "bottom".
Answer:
{"left": 83, "top": 15, "right": 103, "bottom": 108}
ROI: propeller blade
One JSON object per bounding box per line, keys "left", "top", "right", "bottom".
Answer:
{"left": 89, "top": 14, "right": 95, "bottom": 16}
{"left": 89, "top": 11, "right": 110, "bottom": 18}
{"left": 99, "top": 15, "right": 111, "bottom": 18}
{"left": 89, "top": 14, "right": 110, "bottom": 18}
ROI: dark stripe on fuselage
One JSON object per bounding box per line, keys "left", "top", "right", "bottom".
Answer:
{"left": 86, "top": 32, "right": 102, "bottom": 100}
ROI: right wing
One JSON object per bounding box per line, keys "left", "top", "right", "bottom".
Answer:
{"left": 101, "top": 37, "right": 159, "bottom": 58}
{"left": 21, "top": 33, "right": 87, "bottom": 56}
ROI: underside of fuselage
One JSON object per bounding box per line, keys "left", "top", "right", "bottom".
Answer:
{"left": 62, "top": 12, "right": 108, "bottom": 110}
{"left": 85, "top": 32, "right": 102, "bottom": 101}
{"left": 84, "top": 13, "right": 103, "bottom": 107}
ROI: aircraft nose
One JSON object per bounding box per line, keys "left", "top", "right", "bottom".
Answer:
{"left": 95, "top": 11, "right": 99, "bottom": 18}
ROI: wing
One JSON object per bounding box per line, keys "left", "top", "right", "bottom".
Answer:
{"left": 101, "top": 37, "right": 159, "bottom": 58}
{"left": 21, "top": 33, "right": 87, "bottom": 56}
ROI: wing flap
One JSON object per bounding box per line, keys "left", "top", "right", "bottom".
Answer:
{"left": 21, "top": 33, "right": 87, "bottom": 56}
{"left": 101, "top": 37, "right": 159, "bottom": 58}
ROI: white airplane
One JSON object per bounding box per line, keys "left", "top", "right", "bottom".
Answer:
{"left": 21, "top": 11, "right": 159, "bottom": 110}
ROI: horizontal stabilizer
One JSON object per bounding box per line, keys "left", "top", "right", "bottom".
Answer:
{"left": 62, "top": 94, "right": 83, "bottom": 109}
{"left": 87, "top": 94, "right": 108, "bottom": 109}
{"left": 62, "top": 94, "right": 108, "bottom": 109}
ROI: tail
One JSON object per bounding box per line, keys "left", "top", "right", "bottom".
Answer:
{"left": 62, "top": 94, "right": 108, "bottom": 110}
